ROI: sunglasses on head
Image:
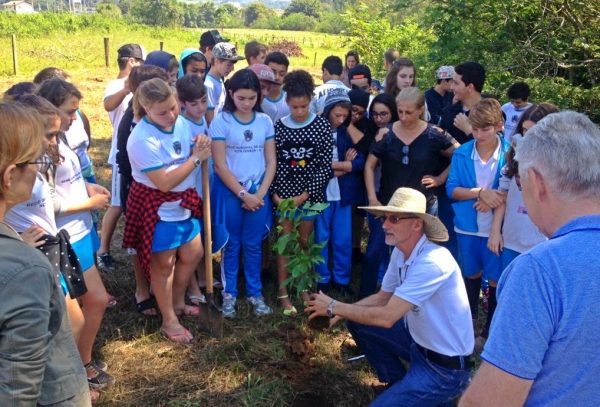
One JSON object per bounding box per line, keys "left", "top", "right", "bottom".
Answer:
{"left": 376, "top": 215, "right": 419, "bottom": 224}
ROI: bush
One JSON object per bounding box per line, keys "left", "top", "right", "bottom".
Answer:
{"left": 279, "top": 13, "right": 317, "bottom": 32}
{"left": 315, "top": 11, "right": 347, "bottom": 34}
{"left": 96, "top": 3, "right": 122, "bottom": 19}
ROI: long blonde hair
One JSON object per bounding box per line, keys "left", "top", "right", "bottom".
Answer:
{"left": 0, "top": 103, "right": 44, "bottom": 199}
{"left": 133, "top": 77, "right": 175, "bottom": 119}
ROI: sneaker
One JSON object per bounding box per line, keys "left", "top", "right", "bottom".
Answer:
{"left": 482, "top": 287, "right": 489, "bottom": 314}
{"left": 97, "top": 252, "right": 116, "bottom": 272}
{"left": 247, "top": 296, "right": 272, "bottom": 316}
{"left": 85, "top": 362, "right": 115, "bottom": 389}
{"left": 91, "top": 360, "right": 107, "bottom": 371}
{"left": 222, "top": 294, "right": 237, "bottom": 318}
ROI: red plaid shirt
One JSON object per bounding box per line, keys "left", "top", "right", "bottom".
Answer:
{"left": 122, "top": 181, "right": 203, "bottom": 278}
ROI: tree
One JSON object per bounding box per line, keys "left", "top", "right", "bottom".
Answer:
{"left": 215, "top": 4, "right": 242, "bottom": 28}
{"left": 96, "top": 2, "right": 122, "bottom": 18}
{"left": 130, "top": 0, "right": 183, "bottom": 27}
{"left": 284, "top": 0, "right": 322, "bottom": 19}
{"left": 244, "top": 2, "right": 270, "bottom": 27}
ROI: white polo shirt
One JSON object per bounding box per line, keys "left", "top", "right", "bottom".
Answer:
{"left": 381, "top": 234, "right": 474, "bottom": 356}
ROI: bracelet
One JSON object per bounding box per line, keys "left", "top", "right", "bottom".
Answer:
{"left": 478, "top": 188, "right": 483, "bottom": 199}
{"left": 327, "top": 299, "right": 337, "bottom": 318}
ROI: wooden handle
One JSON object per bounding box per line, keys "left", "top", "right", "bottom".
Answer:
{"left": 201, "top": 160, "right": 213, "bottom": 295}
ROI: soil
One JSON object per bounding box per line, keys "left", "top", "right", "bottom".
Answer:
{"left": 307, "top": 315, "right": 331, "bottom": 332}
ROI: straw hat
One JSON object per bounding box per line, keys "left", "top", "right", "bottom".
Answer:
{"left": 359, "top": 188, "right": 449, "bottom": 242}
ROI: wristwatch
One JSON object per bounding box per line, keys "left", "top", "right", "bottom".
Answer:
{"left": 193, "top": 157, "right": 202, "bottom": 167}
{"left": 327, "top": 300, "right": 337, "bottom": 318}
{"left": 238, "top": 189, "right": 246, "bottom": 198}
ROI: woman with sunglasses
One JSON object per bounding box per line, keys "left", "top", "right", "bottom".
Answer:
{"left": 361, "top": 87, "right": 458, "bottom": 297}
{"left": 0, "top": 102, "right": 91, "bottom": 406}
{"left": 488, "top": 103, "right": 559, "bottom": 269}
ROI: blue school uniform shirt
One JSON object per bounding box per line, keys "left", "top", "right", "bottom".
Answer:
{"left": 205, "top": 73, "right": 225, "bottom": 114}
{"left": 482, "top": 215, "right": 600, "bottom": 406}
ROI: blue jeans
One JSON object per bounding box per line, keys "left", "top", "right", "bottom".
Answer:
{"left": 220, "top": 189, "right": 268, "bottom": 298}
{"left": 315, "top": 201, "right": 352, "bottom": 285}
{"left": 360, "top": 213, "right": 390, "bottom": 298}
{"left": 347, "top": 318, "right": 471, "bottom": 407}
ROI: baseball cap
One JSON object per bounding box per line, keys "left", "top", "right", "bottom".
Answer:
{"left": 200, "top": 30, "right": 229, "bottom": 47}
{"left": 348, "top": 64, "right": 372, "bottom": 83}
{"left": 436, "top": 66, "right": 455, "bottom": 80}
{"left": 212, "top": 43, "right": 244, "bottom": 62}
{"left": 117, "top": 44, "right": 146, "bottom": 61}
{"left": 247, "top": 64, "right": 279, "bottom": 85}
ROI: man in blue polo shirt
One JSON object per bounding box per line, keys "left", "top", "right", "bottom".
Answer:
{"left": 460, "top": 111, "right": 600, "bottom": 406}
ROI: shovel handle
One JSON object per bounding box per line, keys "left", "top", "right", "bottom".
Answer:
{"left": 201, "top": 160, "right": 213, "bottom": 295}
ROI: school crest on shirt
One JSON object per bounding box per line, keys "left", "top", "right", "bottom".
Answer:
{"left": 244, "top": 130, "right": 253, "bottom": 142}
{"left": 173, "top": 141, "right": 182, "bottom": 154}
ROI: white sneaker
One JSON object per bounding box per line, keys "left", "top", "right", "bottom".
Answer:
{"left": 222, "top": 293, "right": 237, "bottom": 318}
{"left": 247, "top": 296, "right": 272, "bottom": 317}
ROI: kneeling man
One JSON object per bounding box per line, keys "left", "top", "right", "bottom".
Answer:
{"left": 307, "top": 188, "right": 474, "bottom": 406}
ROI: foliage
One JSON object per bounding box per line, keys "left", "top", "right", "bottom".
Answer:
{"left": 342, "top": 2, "right": 436, "bottom": 79}
{"left": 284, "top": 0, "right": 323, "bottom": 19}
{"left": 244, "top": 2, "right": 272, "bottom": 27}
{"left": 215, "top": 4, "right": 243, "bottom": 28}
{"left": 96, "top": 2, "right": 122, "bottom": 18}
{"left": 273, "top": 199, "right": 329, "bottom": 297}
{"left": 130, "top": 0, "right": 183, "bottom": 27}
{"left": 315, "top": 11, "right": 348, "bottom": 34}
{"left": 280, "top": 12, "right": 318, "bottom": 32}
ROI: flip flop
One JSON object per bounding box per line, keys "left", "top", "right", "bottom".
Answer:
{"left": 188, "top": 294, "right": 206, "bottom": 306}
{"left": 134, "top": 296, "right": 158, "bottom": 316}
{"left": 176, "top": 306, "right": 200, "bottom": 317}
{"left": 160, "top": 328, "right": 194, "bottom": 344}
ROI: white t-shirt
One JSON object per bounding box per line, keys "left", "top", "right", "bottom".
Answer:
{"left": 64, "top": 110, "right": 91, "bottom": 170}
{"left": 209, "top": 111, "right": 274, "bottom": 187}
{"left": 4, "top": 172, "right": 58, "bottom": 235}
{"left": 325, "top": 129, "right": 340, "bottom": 201}
{"left": 182, "top": 115, "right": 212, "bottom": 199}
{"left": 205, "top": 73, "right": 226, "bottom": 115}
{"left": 501, "top": 102, "right": 532, "bottom": 141}
{"left": 455, "top": 137, "right": 502, "bottom": 237}
{"left": 498, "top": 170, "right": 546, "bottom": 253}
{"left": 54, "top": 141, "right": 93, "bottom": 243}
{"left": 381, "top": 235, "right": 474, "bottom": 356}
{"left": 104, "top": 78, "right": 132, "bottom": 165}
{"left": 310, "top": 80, "right": 349, "bottom": 114}
{"left": 262, "top": 90, "right": 290, "bottom": 123}
{"left": 127, "top": 116, "right": 198, "bottom": 222}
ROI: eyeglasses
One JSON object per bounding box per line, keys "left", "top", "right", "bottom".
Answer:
{"left": 376, "top": 215, "right": 418, "bottom": 224}
{"left": 402, "top": 145, "right": 409, "bottom": 165}
{"left": 371, "top": 111, "right": 390, "bottom": 119}
{"left": 18, "top": 155, "right": 52, "bottom": 174}
{"left": 351, "top": 108, "right": 366, "bottom": 118}
{"left": 515, "top": 173, "right": 522, "bottom": 191}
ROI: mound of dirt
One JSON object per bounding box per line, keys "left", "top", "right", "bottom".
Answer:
{"left": 268, "top": 39, "right": 306, "bottom": 58}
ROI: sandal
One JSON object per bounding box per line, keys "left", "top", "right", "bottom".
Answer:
{"left": 134, "top": 296, "right": 157, "bottom": 316}
{"left": 160, "top": 327, "right": 194, "bottom": 344}
{"left": 188, "top": 294, "right": 206, "bottom": 306}
{"left": 175, "top": 305, "right": 200, "bottom": 317}
{"left": 278, "top": 295, "right": 297, "bottom": 317}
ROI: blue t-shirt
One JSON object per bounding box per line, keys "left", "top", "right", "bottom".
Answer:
{"left": 482, "top": 215, "right": 600, "bottom": 406}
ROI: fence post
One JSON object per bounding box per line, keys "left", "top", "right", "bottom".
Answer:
{"left": 11, "top": 34, "right": 18, "bottom": 75}
{"left": 104, "top": 38, "right": 110, "bottom": 68}
{"left": 160, "top": 41, "right": 164, "bottom": 51}
{"left": 313, "top": 52, "right": 317, "bottom": 67}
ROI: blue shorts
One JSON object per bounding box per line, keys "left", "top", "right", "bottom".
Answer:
{"left": 71, "top": 229, "right": 101, "bottom": 272}
{"left": 152, "top": 218, "right": 201, "bottom": 252}
{"left": 501, "top": 248, "right": 521, "bottom": 271}
{"left": 456, "top": 233, "right": 502, "bottom": 282}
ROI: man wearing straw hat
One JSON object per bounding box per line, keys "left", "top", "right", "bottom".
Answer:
{"left": 307, "top": 187, "right": 475, "bottom": 405}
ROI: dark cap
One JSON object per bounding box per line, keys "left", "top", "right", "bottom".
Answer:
{"left": 200, "top": 30, "right": 229, "bottom": 47}
{"left": 117, "top": 44, "right": 145, "bottom": 61}
{"left": 348, "top": 88, "right": 370, "bottom": 110}
{"left": 348, "top": 64, "right": 372, "bottom": 83}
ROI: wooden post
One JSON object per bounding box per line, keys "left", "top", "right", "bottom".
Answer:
{"left": 160, "top": 41, "right": 164, "bottom": 51}
{"left": 313, "top": 51, "right": 317, "bottom": 67}
{"left": 103, "top": 37, "right": 110, "bottom": 68}
{"left": 11, "top": 34, "right": 18, "bottom": 75}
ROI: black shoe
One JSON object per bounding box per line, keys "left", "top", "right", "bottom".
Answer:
{"left": 316, "top": 282, "right": 330, "bottom": 294}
